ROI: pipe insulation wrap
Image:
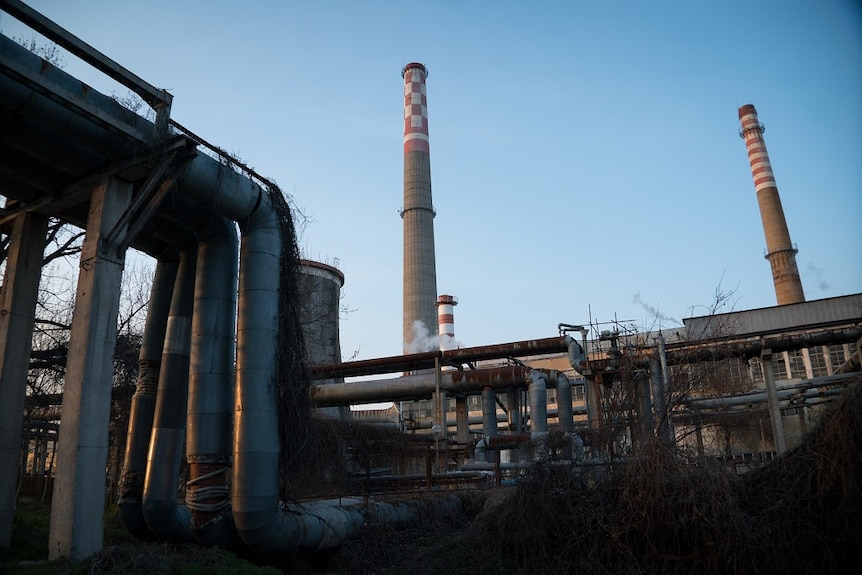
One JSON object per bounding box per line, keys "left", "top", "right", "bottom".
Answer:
{"left": 162, "top": 316, "right": 192, "bottom": 355}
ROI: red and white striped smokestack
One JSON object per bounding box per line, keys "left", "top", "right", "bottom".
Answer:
{"left": 402, "top": 62, "right": 439, "bottom": 352}
{"left": 436, "top": 294, "right": 458, "bottom": 340}
{"left": 738, "top": 104, "right": 805, "bottom": 306}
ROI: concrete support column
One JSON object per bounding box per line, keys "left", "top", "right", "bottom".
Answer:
{"left": 761, "top": 349, "right": 787, "bottom": 455}
{"left": 801, "top": 348, "right": 813, "bottom": 379}
{"left": 49, "top": 177, "right": 131, "bottom": 560}
{"left": 0, "top": 210, "right": 48, "bottom": 548}
{"left": 822, "top": 345, "right": 834, "bottom": 375}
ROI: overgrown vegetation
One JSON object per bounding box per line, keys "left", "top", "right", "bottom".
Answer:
{"left": 333, "top": 379, "right": 861, "bottom": 575}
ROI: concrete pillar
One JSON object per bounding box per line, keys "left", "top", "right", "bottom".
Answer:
{"left": 822, "top": 345, "right": 834, "bottom": 375}
{"left": 761, "top": 349, "right": 787, "bottom": 455}
{"left": 0, "top": 210, "right": 48, "bottom": 548}
{"left": 48, "top": 177, "right": 131, "bottom": 560}
{"left": 801, "top": 348, "right": 813, "bottom": 379}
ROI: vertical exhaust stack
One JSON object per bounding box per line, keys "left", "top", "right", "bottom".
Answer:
{"left": 738, "top": 104, "right": 805, "bottom": 305}
{"left": 436, "top": 294, "right": 458, "bottom": 348}
{"left": 401, "top": 62, "right": 439, "bottom": 351}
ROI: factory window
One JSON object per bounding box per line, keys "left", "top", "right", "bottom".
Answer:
{"left": 748, "top": 357, "right": 763, "bottom": 383}
{"left": 772, "top": 354, "right": 789, "bottom": 380}
{"left": 468, "top": 396, "right": 482, "bottom": 409}
{"left": 828, "top": 345, "right": 848, "bottom": 372}
{"left": 786, "top": 350, "right": 806, "bottom": 379}
{"left": 573, "top": 384, "right": 586, "bottom": 402}
{"left": 782, "top": 407, "right": 798, "bottom": 417}
{"left": 808, "top": 347, "right": 829, "bottom": 377}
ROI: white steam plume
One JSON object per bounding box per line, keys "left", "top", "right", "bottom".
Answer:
{"left": 404, "top": 320, "right": 462, "bottom": 354}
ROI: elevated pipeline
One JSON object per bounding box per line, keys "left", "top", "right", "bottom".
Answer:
{"left": 310, "top": 336, "right": 581, "bottom": 379}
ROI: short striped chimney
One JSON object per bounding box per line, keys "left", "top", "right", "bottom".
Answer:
{"left": 738, "top": 104, "right": 805, "bottom": 305}
{"left": 401, "top": 62, "right": 439, "bottom": 351}
{"left": 436, "top": 294, "right": 458, "bottom": 342}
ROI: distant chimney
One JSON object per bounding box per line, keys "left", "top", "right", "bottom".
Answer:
{"left": 436, "top": 294, "right": 458, "bottom": 341}
{"left": 738, "top": 104, "right": 805, "bottom": 305}
{"left": 401, "top": 62, "right": 439, "bottom": 351}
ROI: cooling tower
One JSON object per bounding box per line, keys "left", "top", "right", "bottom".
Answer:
{"left": 298, "top": 260, "right": 349, "bottom": 419}
{"left": 738, "top": 104, "right": 805, "bottom": 305}
{"left": 401, "top": 62, "right": 439, "bottom": 351}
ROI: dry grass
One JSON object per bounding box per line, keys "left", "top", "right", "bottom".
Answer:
{"left": 457, "top": 378, "right": 862, "bottom": 574}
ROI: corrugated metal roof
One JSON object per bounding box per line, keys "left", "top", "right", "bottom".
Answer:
{"left": 683, "top": 294, "right": 862, "bottom": 339}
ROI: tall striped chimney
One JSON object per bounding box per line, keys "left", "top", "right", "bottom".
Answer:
{"left": 738, "top": 104, "right": 805, "bottom": 305}
{"left": 401, "top": 62, "right": 439, "bottom": 351}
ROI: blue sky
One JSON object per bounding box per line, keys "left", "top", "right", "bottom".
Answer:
{"left": 3, "top": 1, "right": 860, "bottom": 361}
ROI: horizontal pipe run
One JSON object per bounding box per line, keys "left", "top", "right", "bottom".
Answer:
{"left": 311, "top": 366, "right": 566, "bottom": 406}
{"left": 310, "top": 336, "right": 572, "bottom": 379}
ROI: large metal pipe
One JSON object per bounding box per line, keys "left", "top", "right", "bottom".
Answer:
{"left": 555, "top": 373, "right": 574, "bottom": 433}
{"left": 141, "top": 249, "right": 196, "bottom": 542}
{"left": 528, "top": 371, "right": 549, "bottom": 434}
{"left": 117, "top": 259, "right": 178, "bottom": 539}
{"left": 482, "top": 386, "right": 498, "bottom": 440}
{"left": 311, "top": 366, "right": 540, "bottom": 406}
{"left": 185, "top": 215, "right": 239, "bottom": 547}
{"left": 311, "top": 336, "right": 573, "bottom": 379}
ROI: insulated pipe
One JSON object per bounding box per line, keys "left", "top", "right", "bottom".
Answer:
{"left": 167, "top": 155, "right": 302, "bottom": 554}
{"left": 528, "top": 370, "right": 549, "bottom": 434}
{"left": 555, "top": 373, "right": 574, "bottom": 433}
{"left": 585, "top": 326, "right": 862, "bottom": 372}
{"left": 141, "top": 249, "right": 196, "bottom": 542}
{"left": 185, "top": 215, "right": 239, "bottom": 547}
{"left": 311, "top": 336, "right": 572, "bottom": 379}
{"left": 402, "top": 405, "right": 588, "bottom": 432}
{"left": 528, "top": 371, "right": 549, "bottom": 461}
{"left": 481, "top": 386, "right": 497, "bottom": 439}
{"left": 311, "top": 366, "right": 538, "bottom": 406}
{"left": 117, "top": 259, "right": 178, "bottom": 539}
